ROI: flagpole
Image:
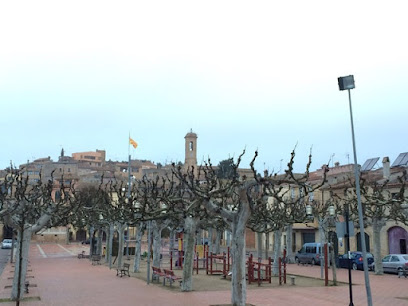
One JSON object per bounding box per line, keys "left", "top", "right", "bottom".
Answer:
{"left": 126, "top": 133, "right": 131, "bottom": 259}
{"left": 128, "top": 132, "right": 131, "bottom": 198}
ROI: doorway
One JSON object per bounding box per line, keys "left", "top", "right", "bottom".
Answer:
{"left": 400, "top": 239, "right": 407, "bottom": 254}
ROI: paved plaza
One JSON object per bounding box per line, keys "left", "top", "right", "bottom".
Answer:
{"left": 0, "top": 243, "right": 407, "bottom": 305}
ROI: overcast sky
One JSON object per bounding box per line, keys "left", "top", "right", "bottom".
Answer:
{"left": 1, "top": 1, "right": 407, "bottom": 173}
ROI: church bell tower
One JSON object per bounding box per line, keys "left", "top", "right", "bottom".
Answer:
{"left": 184, "top": 129, "right": 197, "bottom": 173}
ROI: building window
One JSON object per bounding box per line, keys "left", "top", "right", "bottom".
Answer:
{"left": 68, "top": 168, "right": 71, "bottom": 172}
{"left": 189, "top": 141, "right": 194, "bottom": 151}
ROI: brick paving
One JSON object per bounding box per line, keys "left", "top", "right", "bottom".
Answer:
{"left": 0, "top": 244, "right": 407, "bottom": 305}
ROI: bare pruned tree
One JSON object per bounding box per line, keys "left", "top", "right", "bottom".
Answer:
{"left": 162, "top": 168, "right": 213, "bottom": 292}
{"left": 337, "top": 169, "right": 408, "bottom": 275}
{"left": 1, "top": 168, "right": 77, "bottom": 302}
{"left": 247, "top": 150, "right": 327, "bottom": 273}
{"left": 172, "top": 149, "right": 325, "bottom": 305}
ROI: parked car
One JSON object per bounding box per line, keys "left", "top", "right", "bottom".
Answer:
{"left": 338, "top": 251, "right": 374, "bottom": 270}
{"left": 295, "top": 243, "right": 324, "bottom": 265}
{"left": 201, "top": 238, "right": 209, "bottom": 245}
{"left": 81, "top": 239, "right": 90, "bottom": 245}
{"left": 370, "top": 254, "right": 408, "bottom": 274}
{"left": 1, "top": 239, "right": 12, "bottom": 249}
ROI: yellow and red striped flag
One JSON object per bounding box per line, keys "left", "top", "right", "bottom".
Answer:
{"left": 129, "top": 137, "right": 138, "bottom": 149}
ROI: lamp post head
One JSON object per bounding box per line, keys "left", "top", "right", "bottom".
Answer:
{"left": 328, "top": 205, "right": 335, "bottom": 216}
{"left": 338, "top": 75, "right": 355, "bottom": 91}
{"left": 306, "top": 204, "right": 313, "bottom": 216}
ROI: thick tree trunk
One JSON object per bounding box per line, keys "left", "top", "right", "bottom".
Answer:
{"left": 117, "top": 224, "right": 125, "bottom": 268}
{"left": 11, "top": 228, "right": 31, "bottom": 301}
{"left": 96, "top": 228, "right": 103, "bottom": 255}
{"left": 285, "top": 225, "right": 294, "bottom": 263}
{"left": 230, "top": 214, "right": 249, "bottom": 306}
{"left": 89, "top": 226, "right": 95, "bottom": 257}
{"left": 196, "top": 230, "right": 201, "bottom": 247}
{"left": 318, "top": 218, "right": 328, "bottom": 245}
{"left": 208, "top": 228, "right": 214, "bottom": 253}
{"left": 215, "top": 229, "right": 221, "bottom": 254}
{"left": 65, "top": 226, "right": 70, "bottom": 244}
{"left": 108, "top": 224, "right": 114, "bottom": 268}
{"left": 104, "top": 226, "right": 109, "bottom": 263}
{"left": 202, "top": 186, "right": 252, "bottom": 306}
{"left": 226, "top": 230, "right": 231, "bottom": 247}
{"left": 264, "top": 232, "right": 269, "bottom": 259}
{"left": 257, "top": 232, "right": 263, "bottom": 260}
{"left": 227, "top": 187, "right": 252, "bottom": 306}
{"left": 372, "top": 218, "right": 384, "bottom": 275}
{"left": 169, "top": 230, "right": 175, "bottom": 260}
{"left": 272, "top": 229, "right": 282, "bottom": 276}
{"left": 181, "top": 216, "right": 196, "bottom": 292}
{"left": 10, "top": 236, "right": 15, "bottom": 264}
{"left": 318, "top": 219, "right": 327, "bottom": 278}
{"left": 125, "top": 225, "right": 130, "bottom": 259}
{"left": 152, "top": 221, "right": 162, "bottom": 268}
{"left": 133, "top": 223, "right": 144, "bottom": 272}
{"left": 10, "top": 207, "right": 52, "bottom": 301}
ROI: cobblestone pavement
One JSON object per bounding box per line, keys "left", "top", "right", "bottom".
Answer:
{"left": 0, "top": 243, "right": 407, "bottom": 305}
{"left": 0, "top": 248, "right": 11, "bottom": 275}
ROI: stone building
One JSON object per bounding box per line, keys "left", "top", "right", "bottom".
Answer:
{"left": 72, "top": 149, "right": 106, "bottom": 167}
{"left": 288, "top": 154, "right": 408, "bottom": 259}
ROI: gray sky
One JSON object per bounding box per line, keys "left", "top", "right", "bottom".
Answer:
{"left": 1, "top": 1, "right": 407, "bottom": 173}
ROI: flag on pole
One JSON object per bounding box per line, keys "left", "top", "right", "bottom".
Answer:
{"left": 129, "top": 137, "right": 138, "bottom": 149}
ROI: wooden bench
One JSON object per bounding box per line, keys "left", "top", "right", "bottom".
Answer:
{"left": 152, "top": 266, "right": 166, "bottom": 285}
{"left": 398, "top": 268, "right": 407, "bottom": 278}
{"left": 78, "top": 251, "right": 90, "bottom": 259}
{"left": 116, "top": 263, "right": 130, "bottom": 277}
{"left": 91, "top": 255, "right": 101, "bottom": 265}
{"left": 163, "top": 268, "right": 182, "bottom": 286}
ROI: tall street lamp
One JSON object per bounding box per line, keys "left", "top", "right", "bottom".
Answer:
{"left": 344, "top": 203, "right": 354, "bottom": 306}
{"left": 338, "top": 75, "right": 372, "bottom": 306}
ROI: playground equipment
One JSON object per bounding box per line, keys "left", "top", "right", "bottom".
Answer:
{"left": 278, "top": 249, "right": 287, "bottom": 285}
{"left": 205, "top": 247, "right": 232, "bottom": 277}
{"left": 247, "top": 254, "right": 272, "bottom": 286}
{"left": 170, "top": 248, "right": 184, "bottom": 270}
{"left": 206, "top": 251, "right": 226, "bottom": 276}
{"left": 169, "top": 235, "right": 184, "bottom": 270}
{"left": 193, "top": 245, "right": 208, "bottom": 274}
{"left": 169, "top": 240, "right": 210, "bottom": 272}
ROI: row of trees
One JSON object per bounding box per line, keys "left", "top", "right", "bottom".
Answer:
{"left": 0, "top": 170, "right": 78, "bottom": 302}
{"left": 71, "top": 150, "right": 327, "bottom": 305}
{"left": 1, "top": 152, "right": 407, "bottom": 305}
{"left": 329, "top": 169, "right": 408, "bottom": 275}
